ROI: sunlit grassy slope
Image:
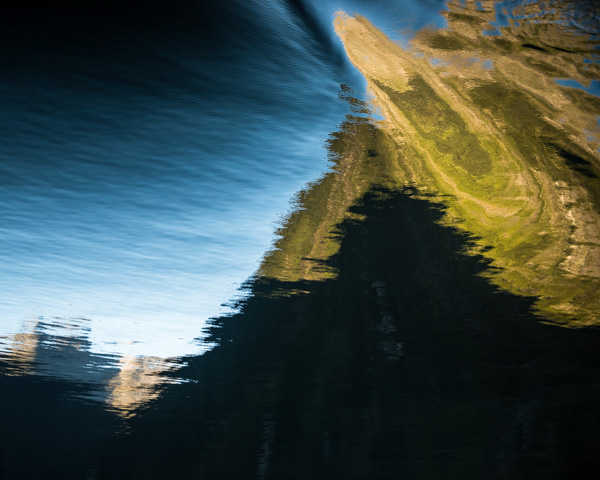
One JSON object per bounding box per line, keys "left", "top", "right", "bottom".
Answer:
{"left": 262, "top": 0, "right": 600, "bottom": 325}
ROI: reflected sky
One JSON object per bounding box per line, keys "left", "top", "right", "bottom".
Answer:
{"left": 556, "top": 78, "right": 600, "bottom": 95}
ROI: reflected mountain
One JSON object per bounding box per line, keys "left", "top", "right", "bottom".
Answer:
{"left": 91, "top": 7, "right": 600, "bottom": 469}
{"left": 335, "top": 0, "right": 600, "bottom": 324}
{"left": 1, "top": 1, "right": 599, "bottom": 477}
{"left": 96, "top": 77, "right": 600, "bottom": 479}
{"left": 0, "top": 323, "right": 121, "bottom": 479}
{"left": 259, "top": 84, "right": 400, "bottom": 283}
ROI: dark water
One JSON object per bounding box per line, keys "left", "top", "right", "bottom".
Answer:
{"left": 1, "top": 0, "right": 599, "bottom": 478}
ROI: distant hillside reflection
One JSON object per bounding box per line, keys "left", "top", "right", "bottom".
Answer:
{"left": 0, "top": 316, "right": 183, "bottom": 415}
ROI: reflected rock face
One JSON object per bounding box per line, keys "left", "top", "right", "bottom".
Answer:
{"left": 0, "top": 316, "right": 180, "bottom": 415}
{"left": 334, "top": 0, "right": 600, "bottom": 324}
{"left": 106, "top": 355, "right": 180, "bottom": 416}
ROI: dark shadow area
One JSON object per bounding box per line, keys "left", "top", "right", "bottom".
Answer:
{"left": 92, "top": 187, "right": 600, "bottom": 480}
{"left": 522, "top": 43, "right": 548, "bottom": 52}
{"left": 0, "top": 366, "right": 123, "bottom": 480}
{"left": 548, "top": 142, "right": 599, "bottom": 179}
{"left": 552, "top": 46, "right": 577, "bottom": 54}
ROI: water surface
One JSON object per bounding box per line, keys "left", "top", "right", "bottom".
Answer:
{"left": 1, "top": 0, "right": 599, "bottom": 478}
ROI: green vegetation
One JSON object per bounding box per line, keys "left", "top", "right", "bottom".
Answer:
{"left": 375, "top": 77, "right": 493, "bottom": 176}
{"left": 253, "top": 0, "right": 600, "bottom": 324}
{"left": 259, "top": 93, "right": 402, "bottom": 282}
{"left": 300, "top": 1, "right": 600, "bottom": 325}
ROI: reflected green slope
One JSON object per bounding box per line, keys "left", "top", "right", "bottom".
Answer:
{"left": 258, "top": 87, "right": 403, "bottom": 283}
{"left": 334, "top": 0, "right": 600, "bottom": 325}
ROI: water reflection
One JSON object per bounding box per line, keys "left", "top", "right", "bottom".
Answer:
{"left": 0, "top": 316, "right": 183, "bottom": 416}
{"left": 335, "top": 0, "right": 600, "bottom": 324}
{"left": 95, "top": 186, "right": 600, "bottom": 479}
{"left": 92, "top": 52, "right": 599, "bottom": 475}
{"left": 0, "top": 0, "right": 450, "bottom": 419}
{"left": 1, "top": 0, "right": 599, "bottom": 477}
